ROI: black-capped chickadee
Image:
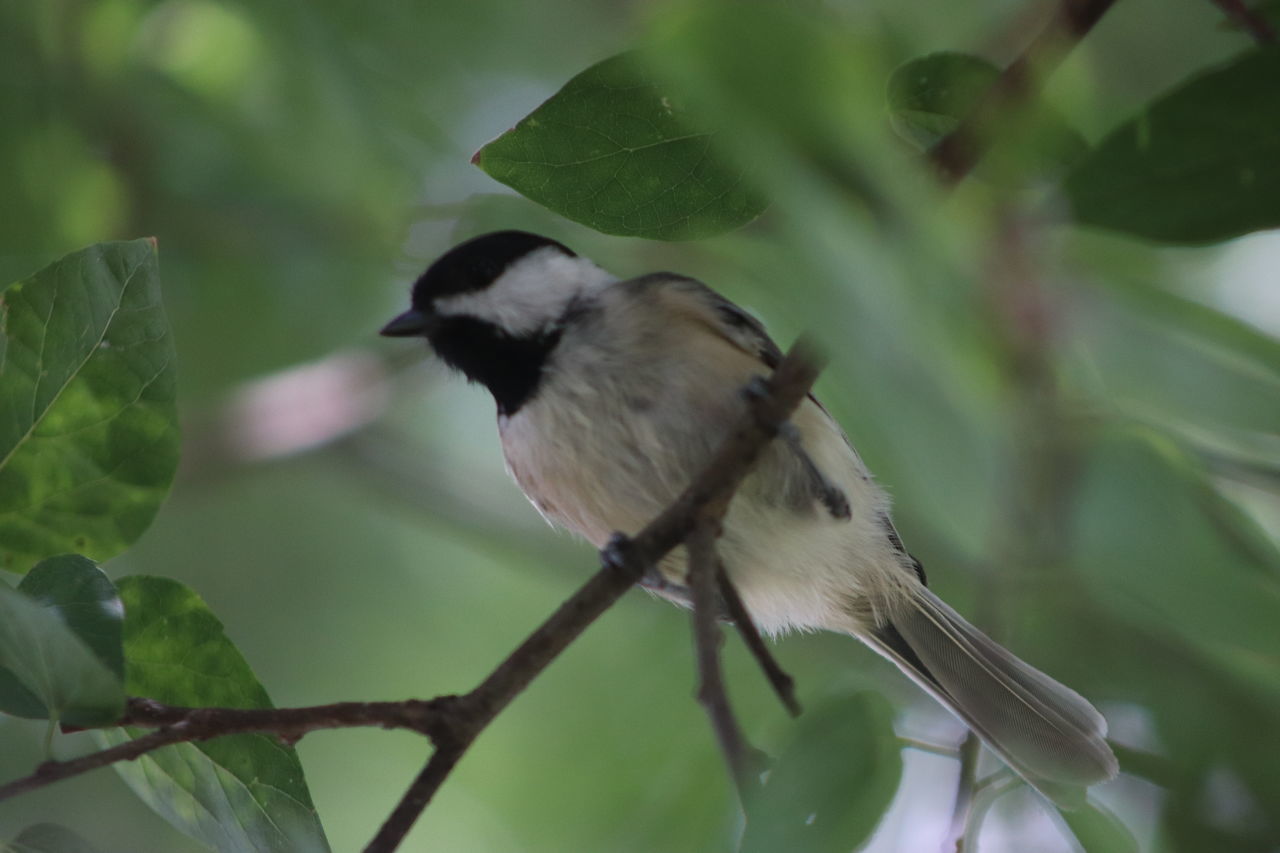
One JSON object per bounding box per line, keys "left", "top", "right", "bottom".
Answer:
{"left": 381, "top": 230, "right": 1117, "bottom": 805}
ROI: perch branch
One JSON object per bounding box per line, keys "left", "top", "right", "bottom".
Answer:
{"left": 361, "top": 338, "right": 825, "bottom": 850}
{"left": 0, "top": 340, "right": 825, "bottom": 853}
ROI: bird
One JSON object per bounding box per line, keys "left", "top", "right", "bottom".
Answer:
{"left": 380, "top": 229, "right": 1118, "bottom": 806}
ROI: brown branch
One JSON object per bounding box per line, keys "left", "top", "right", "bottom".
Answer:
{"left": 364, "top": 338, "right": 825, "bottom": 847}
{"left": 688, "top": 517, "right": 752, "bottom": 795}
{"left": 1, "top": 341, "right": 825, "bottom": 853}
{"left": 930, "top": 0, "right": 1120, "bottom": 184}
{"left": 364, "top": 745, "right": 466, "bottom": 853}
{"left": 1209, "top": 0, "right": 1277, "bottom": 43}
{"left": 0, "top": 698, "right": 454, "bottom": 803}
{"left": 0, "top": 727, "right": 184, "bottom": 803}
{"left": 718, "top": 567, "right": 801, "bottom": 717}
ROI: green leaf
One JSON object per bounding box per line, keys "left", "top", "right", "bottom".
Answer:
{"left": 99, "top": 575, "right": 330, "bottom": 853}
{"left": 1058, "top": 800, "right": 1140, "bottom": 853}
{"left": 0, "top": 555, "right": 124, "bottom": 721}
{"left": 1063, "top": 48, "right": 1280, "bottom": 244}
{"left": 887, "top": 52, "right": 1087, "bottom": 175}
{"left": 4, "top": 823, "right": 102, "bottom": 853}
{"left": 474, "top": 52, "right": 767, "bottom": 241}
{"left": 741, "top": 692, "right": 901, "bottom": 853}
{"left": 0, "top": 573, "right": 124, "bottom": 727}
{"left": 0, "top": 240, "right": 180, "bottom": 574}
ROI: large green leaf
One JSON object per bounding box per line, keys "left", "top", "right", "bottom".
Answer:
{"left": 99, "top": 576, "right": 329, "bottom": 853}
{"left": 1064, "top": 48, "right": 1280, "bottom": 243}
{"left": 0, "top": 555, "right": 123, "bottom": 721}
{"left": 740, "top": 692, "right": 901, "bottom": 853}
{"left": 3, "top": 824, "right": 102, "bottom": 853}
{"left": 0, "top": 240, "right": 180, "bottom": 574}
{"left": 474, "top": 52, "right": 767, "bottom": 240}
{"left": 0, "top": 573, "right": 123, "bottom": 727}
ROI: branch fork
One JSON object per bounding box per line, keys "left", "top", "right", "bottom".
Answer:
{"left": 0, "top": 340, "right": 826, "bottom": 853}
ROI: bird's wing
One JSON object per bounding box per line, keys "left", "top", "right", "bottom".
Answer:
{"left": 620, "top": 274, "right": 860, "bottom": 517}
{"left": 633, "top": 273, "right": 786, "bottom": 370}
{"left": 621, "top": 273, "right": 926, "bottom": 581}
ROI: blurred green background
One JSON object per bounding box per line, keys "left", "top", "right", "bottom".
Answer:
{"left": 2, "top": 0, "right": 1278, "bottom": 851}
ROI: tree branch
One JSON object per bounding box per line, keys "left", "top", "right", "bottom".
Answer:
{"left": 364, "top": 744, "right": 466, "bottom": 853}
{"left": 688, "top": 517, "right": 753, "bottom": 795}
{"left": 361, "top": 338, "right": 826, "bottom": 847}
{"left": 0, "top": 340, "right": 825, "bottom": 852}
{"left": 929, "top": 0, "right": 1120, "bottom": 183}
{"left": 0, "top": 698, "right": 456, "bottom": 803}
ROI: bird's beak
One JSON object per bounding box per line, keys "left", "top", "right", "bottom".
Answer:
{"left": 380, "top": 308, "right": 433, "bottom": 338}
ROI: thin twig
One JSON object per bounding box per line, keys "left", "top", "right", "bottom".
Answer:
{"left": 717, "top": 567, "right": 801, "bottom": 717}
{"left": 0, "top": 698, "right": 452, "bottom": 803}
{"left": 1209, "top": 0, "right": 1277, "bottom": 43}
{"left": 364, "top": 745, "right": 466, "bottom": 853}
{"left": 688, "top": 517, "right": 752, "bottom": 795}
{"left": 942, "top": 732, "right": 983, "bottom": 852}
{"left": 930, "top": 0, "right": 1120, "bottom": 183}
{"left": 899, "top": 737, "right": 959, "bottom": 759}
{"left": 0, "top": 727, "right": 186, "bottom": 802}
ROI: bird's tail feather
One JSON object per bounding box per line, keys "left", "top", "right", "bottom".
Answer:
{"left": 864, "top": 587, "right": 1117, "bottom": 807}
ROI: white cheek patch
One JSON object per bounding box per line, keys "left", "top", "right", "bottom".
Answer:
{"left": 434, "top": 249, "right": 614, "bottom": 336}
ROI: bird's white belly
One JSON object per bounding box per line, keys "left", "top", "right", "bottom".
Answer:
{"left": 501, "top": 388, "right": 909, "bottom": 638}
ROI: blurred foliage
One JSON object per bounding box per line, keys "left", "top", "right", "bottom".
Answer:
{"left": 741, "top": 692, "right": 902, "bottom": 853}
{"left": 2, "top": 822, "right": 102, "bottom": 853}
{"left": 886, "top": 52, "right": 1089, "bottom": 179}
{"left": 2, "top": 0, "right": 1279, "bottom": 851}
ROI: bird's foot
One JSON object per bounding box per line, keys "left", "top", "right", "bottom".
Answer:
{"left": 601, "top": 532, "right": 636, "bottom": 571}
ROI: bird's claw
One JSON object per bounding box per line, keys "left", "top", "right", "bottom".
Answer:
{"left": 601, "top": 532, "right": 635, "bottom": 571}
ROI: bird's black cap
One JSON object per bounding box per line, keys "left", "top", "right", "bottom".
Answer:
{"left": 380, "top": 231, "right": 575, "bottom": 338}
{"left": 412, "top": 230, "right": 575, "bottom": 302}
